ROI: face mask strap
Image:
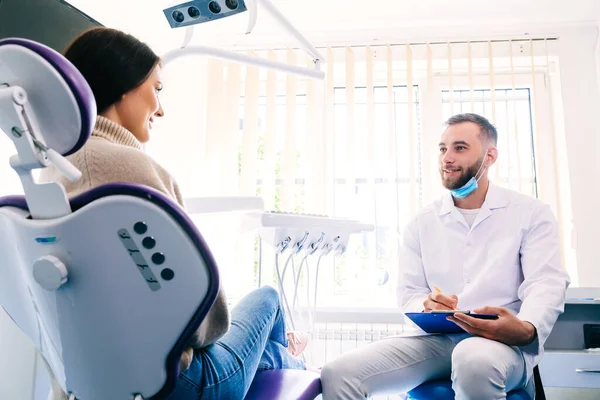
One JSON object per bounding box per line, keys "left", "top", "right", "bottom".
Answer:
{"left": 449, "top": 148, "right": 490, "bottom": 198}
{"left": 474, "top": 148, "right": 490, "bottom": 182}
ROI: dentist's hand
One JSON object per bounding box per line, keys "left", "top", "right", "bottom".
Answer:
{"left": 447, "top": 306, "right": 537, "bottom": 346}
{"left": 423, "top": 291, "right": 458, "bottom": 311}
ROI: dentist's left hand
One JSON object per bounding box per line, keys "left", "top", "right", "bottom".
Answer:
{"left": 447, "top": 306, "right": 537, "bottom": 346}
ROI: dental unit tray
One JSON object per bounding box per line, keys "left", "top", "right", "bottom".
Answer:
{"left": 256, "top": 211, "right": 374, "bottom": 256}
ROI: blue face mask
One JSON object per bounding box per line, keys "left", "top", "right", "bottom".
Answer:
{"left": 449, "top": 152, "right": 489, "bottom": 199}
{"left": 450, "top": 176, "right": 478, "bottom": 198}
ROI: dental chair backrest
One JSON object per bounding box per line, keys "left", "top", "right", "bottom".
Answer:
{"left": 0, "top": 38, "right": 220, "bottom": 400}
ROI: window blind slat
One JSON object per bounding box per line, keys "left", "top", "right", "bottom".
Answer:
{"left": 406, "top": 45, "right": 417, "bottom": 215}
{"left": 488, "top": 41, "right": 501, "bottom": 185}
{"left": 262, "top": 50, "right": 278, "bottom": 211}
{"left": 222, "top": 63, "right": 242, "bottom": 195}
{"left": 204, "top": 59, "right": 226, "bottom": 192}
{"left": 509, "top": 40, "right": 523, "bottom": 193}
{"left": 447, "top": 43, "right": 455, "bottom": 115}
{"left": 240, "top": 54, "right": 260, "bottom": 196}
{"left": 282, "top": 49, "right": 298, "bottom": 211}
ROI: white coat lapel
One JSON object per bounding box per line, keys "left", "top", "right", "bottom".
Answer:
{"left": 471, "top": 182, "right": 509, "bottom": 230}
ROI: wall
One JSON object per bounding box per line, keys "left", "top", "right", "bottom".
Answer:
{"left": 0, "top": 0, "right": 100, "bottom": 52}
{"left": 556, "top": 25, "right": 600, "bottom": 287}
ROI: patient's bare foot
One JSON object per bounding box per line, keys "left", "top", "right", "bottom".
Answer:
{"left": 287, "top": 331, "right": 309, "bottom": 357}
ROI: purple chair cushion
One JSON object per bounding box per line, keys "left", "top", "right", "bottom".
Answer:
{"left": 0, "top": 183, "right": 220, "bottom": 399}
{"left": 245, "top": 370, "right": 322, "bottom": 400}
{"left": 0, "top": 38, "right": 96, "bottom": 156}
{"left": 0, "top": 195, "right": 27, "bottom": 210}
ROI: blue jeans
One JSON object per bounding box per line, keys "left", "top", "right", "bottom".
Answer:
{"left": 167, "top": 286, "right": 306, "bottom": 399}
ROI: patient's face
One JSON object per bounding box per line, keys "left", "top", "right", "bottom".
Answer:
{"left": 114, "top": 66, "right": 164, "bottom": 143}
{"left": 438, "top": 122, "right": 485, "bottom": 190}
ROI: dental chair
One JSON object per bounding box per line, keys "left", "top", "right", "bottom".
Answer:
{"left": 0, "top": 38, "right": 321, "bottom": 400}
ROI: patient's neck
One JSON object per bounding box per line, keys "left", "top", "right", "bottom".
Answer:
{"left": 99, "top": 108, "right": 123, "bottom": 127}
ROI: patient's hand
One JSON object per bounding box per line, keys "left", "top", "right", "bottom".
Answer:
{"left": 179, "top": 346, "right": 194, "bottom": 372}
{"left": 423, "top": 292, "right": 458, "bottom": 311}
{"left": 447, "top": 306, "right": 537, "bottom": 346}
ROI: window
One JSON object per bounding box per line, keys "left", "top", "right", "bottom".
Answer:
{"left": 149, "top": 40, "right": 573, "bottom": 314}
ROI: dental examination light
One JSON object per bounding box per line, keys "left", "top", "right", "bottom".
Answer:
{"left": 161, "top": 0, "right": 325, "bottom": 80}
{"left": 164, "top": 0, "right": 249, "bottom": 28}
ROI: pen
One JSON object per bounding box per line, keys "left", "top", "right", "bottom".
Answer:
{"left": 433, "top": 286, "right": 458, "bottom": 310}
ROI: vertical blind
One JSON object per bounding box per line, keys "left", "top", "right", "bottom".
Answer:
{"left": 150, "top": 38, "right": 574, "bottom": 306}
{"left": 0, "top": 38, "right": 574, "bottom": 306}
{"left": 148, "top": 38, "right": 573, "bottom": 306}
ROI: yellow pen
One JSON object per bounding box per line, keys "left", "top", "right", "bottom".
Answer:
{"left": 433, "top": 286, "right": 458, "bottom": 310}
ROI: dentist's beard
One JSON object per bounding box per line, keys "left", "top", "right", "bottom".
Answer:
{"left": 440, "top": 156, "right": 483, "bottom": 190}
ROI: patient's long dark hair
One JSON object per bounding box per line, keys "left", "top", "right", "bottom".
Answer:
{"left": 64, "top": 27, "right": 161, "bottom": 114}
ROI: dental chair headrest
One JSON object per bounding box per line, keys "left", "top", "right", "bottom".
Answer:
{"left": 0, "top": 38, "right": 96, "bottom": 156}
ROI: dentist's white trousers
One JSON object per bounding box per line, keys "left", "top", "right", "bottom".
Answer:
{"left": 321, "top": 335, "right": 531, "bottom": 400}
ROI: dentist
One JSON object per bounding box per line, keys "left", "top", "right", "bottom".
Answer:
{"left": 321, "top": 113, "right": 570, "bottom": 399}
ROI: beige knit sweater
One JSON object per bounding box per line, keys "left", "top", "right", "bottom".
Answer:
{"left": 39, "top": 116, "right": 230, "bottom": 399}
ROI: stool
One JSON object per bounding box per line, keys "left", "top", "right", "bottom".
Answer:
{"left": 407, "top": 365, "right": 545, "bottom": 400}
{"left": 406, "top": 379, "right": 530, "bottom": 400}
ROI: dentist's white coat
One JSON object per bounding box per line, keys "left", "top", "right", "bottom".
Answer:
{"left": 398, "top": 182, "right": 570, "bottom": 383}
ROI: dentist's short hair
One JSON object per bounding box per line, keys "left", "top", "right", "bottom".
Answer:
{"left": 445, "top": 113, "right": 498, "bottom": 146}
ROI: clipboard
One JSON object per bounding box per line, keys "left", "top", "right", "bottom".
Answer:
{"left": 404, "top": 311, "right": 498, "bottom": 334}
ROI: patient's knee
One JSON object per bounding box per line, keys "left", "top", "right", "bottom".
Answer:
{"left": 255, "top": 285, "right": 280, "bottom": 309}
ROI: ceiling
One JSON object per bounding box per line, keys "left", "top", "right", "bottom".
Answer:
{"left": 66, "top": 0, "right": 600, "bottom": 52}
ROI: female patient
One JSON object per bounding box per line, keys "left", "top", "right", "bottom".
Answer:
{"left": 40, "top": 27, "right": 313, "bottom": 399}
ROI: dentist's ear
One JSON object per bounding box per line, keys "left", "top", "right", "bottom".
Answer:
{"left": 486, "top": 147, "right": 499, "bottom": 167}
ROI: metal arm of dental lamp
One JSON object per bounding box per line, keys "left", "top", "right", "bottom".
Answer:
{"left": 161, "top": 44, "right": 324, "bottom": 79}
{"left": 254, "top": 0, "right": 325, "bottom": 66}
{"left": 162, "top": 0, "right": 325, "bottom": 79}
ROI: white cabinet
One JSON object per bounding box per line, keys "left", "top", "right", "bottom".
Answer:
{"left": 539, "top": 350, "right": 600, "bottom": 389}
{"left": 542, "top": 288, "right": 600, "bottom": 389}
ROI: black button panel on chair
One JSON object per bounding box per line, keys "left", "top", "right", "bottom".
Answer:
{"left": 142, "top": 237, "right": 156, "bottom": 249}
{"left": 161, "top": 268, "right": 175, "bottom": 281}
{"left": 134, "top": 222, "right": 148, "bottom": 234}
{"left": 152, "top": 252, "right": 165, "bottom": 265}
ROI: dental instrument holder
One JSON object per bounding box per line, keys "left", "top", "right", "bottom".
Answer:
{"left": 0, "top": 85, "right": 80, "bottom": 219}
{"left": 258, "top": 212, "right": 374, "bottom": 332}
